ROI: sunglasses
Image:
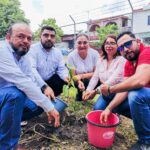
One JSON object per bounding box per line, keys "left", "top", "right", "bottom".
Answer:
{"left": 77, "top": 41, "right": 88, "bottom": 45}
{"left": 117, "top": 40, "right": 133, "bottom": 52}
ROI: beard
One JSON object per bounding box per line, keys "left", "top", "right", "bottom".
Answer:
{"left": 41, "top": 40, "right": 54, "bottom": 50}
{"left": 10, "top": 43, "right": 29, "bottom": 56}
{"left": 124, "top": 50, "right": 139, "bottom": 61}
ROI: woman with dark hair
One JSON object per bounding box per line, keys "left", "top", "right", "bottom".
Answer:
{"left": 67, "top": 33, "right": 99, "bottom": 101}
{"left": 83, "top": 35, "right": 130, "bottom": 117}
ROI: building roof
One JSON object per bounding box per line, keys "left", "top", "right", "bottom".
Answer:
{"left": 87, "top": 14, "right": 129, "bottom": 25}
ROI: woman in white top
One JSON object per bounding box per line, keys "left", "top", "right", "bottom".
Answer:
{"left": 67, "top": 34, "right": 99, "bottom": 101}
{"left": 83, "top": 35, "right": 131, "bottom": 118}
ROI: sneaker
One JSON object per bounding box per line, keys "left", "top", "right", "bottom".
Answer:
{"left": 21, "top": 121, "right": 28, "bottom": 127}
{"left": 129, "top": 142, "right": 150, "bottom": 150}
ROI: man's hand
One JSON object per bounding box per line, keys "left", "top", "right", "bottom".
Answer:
{"left": 100, "top": 108, "right": 111, "bottom": 123}
{"left": 44, "top": 86, "right": 55, "bottom": 100}
{"left": 47, "top": 108, "right": 60, "bottom": 127}
{"left": 100, "top": 84, "right": 110, "bottom": 96}
{"left": 82, "top": 90, "right": 96, "bottom": 101}
{"left": 73, "top": 74, "right": 83, "bottom": 81}
{"left": 78, "top": 80, "right": 85, "bottom": 91}
{"left": 64, "top": 77, "right": 70, "bottom": 83}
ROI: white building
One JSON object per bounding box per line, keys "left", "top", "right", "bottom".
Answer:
{"left": 86, "top": 15, "right": 131, "bottom": 41}
{"left": 133, "top": 4, "right": 150, "bottom": 45}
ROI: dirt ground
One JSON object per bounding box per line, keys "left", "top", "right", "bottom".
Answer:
{"left": 20, "top": 111, "right": 137, "bottom": 150}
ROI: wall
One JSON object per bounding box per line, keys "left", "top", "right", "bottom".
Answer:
{"left": 133, "top": 9, "right": 150, "bottom": 33}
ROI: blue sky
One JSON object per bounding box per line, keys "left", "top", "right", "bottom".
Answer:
{"left": 19, "top": 0, "right": 149, "bottom": 34}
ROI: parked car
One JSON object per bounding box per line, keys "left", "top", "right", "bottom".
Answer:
{"left": 61, "top": 48, "right": 72, "bottom": 56}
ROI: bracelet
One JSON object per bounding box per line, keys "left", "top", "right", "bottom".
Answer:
{"left": 108, "top": 86, "right": 111, "bottom": 95}
{"left": 41, "top": 84, "right": 48, "bottom": 93}
{"left": 106, "top": 106, "right": 111, "bottom": 112}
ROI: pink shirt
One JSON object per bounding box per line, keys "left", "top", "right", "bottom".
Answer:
{"left": 87, "top": 56, "right": 126, "bottom": 91}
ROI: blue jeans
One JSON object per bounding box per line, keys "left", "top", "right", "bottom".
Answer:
{"left": 93, "top": 93, "right": 131, "bottom": 118}
{"left": 22, "top": 97, "right": 43, "bottom": 121}
{"left": 0, "top": 86, "right": 44, "bottom": 150}
{"left": 128, "top": 88, "right": 150, "bottom": 145}
{"left": 0, "top": 87, "right": 26, "bottom": 150}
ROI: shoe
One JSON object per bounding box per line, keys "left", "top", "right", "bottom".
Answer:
{"left": 129, "top": 142, "right": 150, "bottom": 150}
{"left": 21, "top": 121, "right": 28, "bottom": 127}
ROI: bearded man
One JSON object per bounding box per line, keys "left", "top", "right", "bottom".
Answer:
{"left": 100, "top": 31, "right": 150, "bottom": 150}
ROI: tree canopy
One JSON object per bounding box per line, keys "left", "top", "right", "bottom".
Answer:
{"left": 33, "top": 18, "right": 63, "bottom": 42}
{"left": 0, "top": 0, "right": 29, "bottom": 39}
{"left": 90, "top": 24, "right": 118, "bottom": 48}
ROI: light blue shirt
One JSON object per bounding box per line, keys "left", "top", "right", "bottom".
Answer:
{"left": 0, "top": 41, "right": 54, "bottom": 113}
{"left": 28, "top": 42, "right": 69, "bottom": 87}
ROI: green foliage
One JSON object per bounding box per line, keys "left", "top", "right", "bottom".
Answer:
{"left": 0, "top": 0, "right": 30, "bottom": 38}
{"left": 92, "top": 24, "right": 119, "bottom": 48}
{"left": 33, "top": 18, "right": 63, "bottom": 42}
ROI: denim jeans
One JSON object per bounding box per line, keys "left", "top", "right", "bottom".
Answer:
{"left": 0, "top": 87, "right": 26, "bottom": 150}
{"left": 0, "top": 86, "right": 44, "bottom": 150}
{"left": 93, "top": 93, "right": 131, "bottom": 118}
{"left": 128, "top": 88, "right": 150, "bottom": 145}
{"left": 22, "top": 97, "right": 43, "bottom": 121}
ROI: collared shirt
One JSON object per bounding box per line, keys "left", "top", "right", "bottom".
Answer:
{"left": 28, "top": 42, "right": 69, "bottom": 87}
{"left": 87, "top": 56, "right": 126, "bottom": 91}
{"left": 67, "top": 48, "right": 99, "bottom": 74}
{"left": 0, "top": 41, "right": 54, "bottom": 113}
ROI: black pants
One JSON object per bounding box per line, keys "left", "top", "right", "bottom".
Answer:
{"left": 75, "top": 79, "right": 100, "bottom": 101}
{"left": 45, "top": 74, "right": 66, "bottom": 96}
{"left": 74, "top": 78, "right": 89, "bottom": 101}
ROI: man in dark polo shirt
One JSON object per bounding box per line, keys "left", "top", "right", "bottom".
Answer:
{"left": 100, "top": 31, "right": 150, "bottom": 150}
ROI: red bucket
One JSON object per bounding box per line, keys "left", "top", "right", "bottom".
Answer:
{"left": 85, "top": 110, "right": 120, "bottom": 148}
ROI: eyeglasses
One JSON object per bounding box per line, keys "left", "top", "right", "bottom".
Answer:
{"left": 105, "top": 42, "right": 117, "bottom": 46}
{"left": 117, "top": 40, "right": 133, "bottom": 52}
{"left": 77, "top": 41, "right": 88, "bottom": 45}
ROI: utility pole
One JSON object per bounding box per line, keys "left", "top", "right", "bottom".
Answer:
{"left": 128, "top": 0, "right": 134, "bottom": 32}
{"left": 69, "top": 15, "right": 76, "bottom": 48}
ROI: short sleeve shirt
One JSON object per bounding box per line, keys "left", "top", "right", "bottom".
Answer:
{"left": 124, "top": 44, "right": 150, "bottom": 87}
{"left": 67, "top": 48, "right": 99, "bottom": 74}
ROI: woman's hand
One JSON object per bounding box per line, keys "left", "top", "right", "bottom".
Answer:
{"left": 82, "top": 90, "right": 96, "bottom": 101}
{"left": 78, "top": 80, "right": 85, "bottom": 91}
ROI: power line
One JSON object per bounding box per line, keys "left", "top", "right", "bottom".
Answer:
{"left": 60, "top": 0, "right": 147, "bottom": 31}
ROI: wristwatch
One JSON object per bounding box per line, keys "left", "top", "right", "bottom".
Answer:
{"left": 108, "top": 86, "right": 111, "bottom": 95}
{"left": 41, "top": 84, "right": 48, "bottom": 93}
{"left": 96, "top": 88, "right": 101, "bottom": 94}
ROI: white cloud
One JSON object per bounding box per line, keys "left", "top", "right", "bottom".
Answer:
{"left": 19, "top": 0, "right": 149, "bottom": 34}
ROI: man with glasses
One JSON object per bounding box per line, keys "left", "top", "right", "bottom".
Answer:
{"left": 100, "top": 31, "right": 150, "bottom": 150}
{"left": 0, "top": 23, "right": 60, "bottom": 150}
{"left": 28, "top": 26, "right": 69, "bottom": 100}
